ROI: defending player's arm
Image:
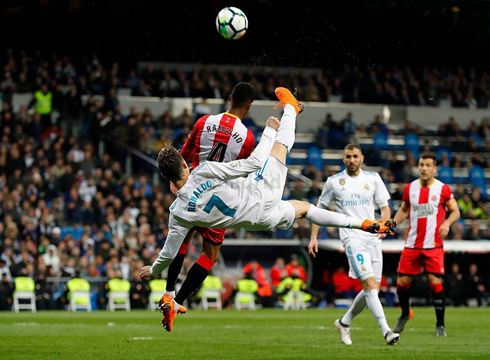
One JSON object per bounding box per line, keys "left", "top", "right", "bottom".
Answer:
{"left": 394, "top": 183, "right": 411, "bottom": 225}
{"left": 140, "top": 215, "right": 191, "bottom": 280}
{"left": 394, "top": 201, "right": 410, "bottom": 225}
{"left": 180, "top": 116, "right": 205, "bottom": 163}
{"left": 198, "top": 117, "right": 279, "bottom": 181}
{"left": 438, "top": 188, "right": 461, "bottom": 240}
{"left": 308, "top": 179, "right": 334, "bottom": 258}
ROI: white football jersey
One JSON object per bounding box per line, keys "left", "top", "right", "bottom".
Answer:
{"left": 150, "top": 126, "right": 278, "bottom": 277}
{"left": 318, "top": 169, "right": 391, "bottom": 244}
{"left": 170, "top": 127, "right": 277, "bottom": 231}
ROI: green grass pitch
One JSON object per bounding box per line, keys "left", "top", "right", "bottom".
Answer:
{"left": 1, "top": 308, "right": 489, "bottom": 359}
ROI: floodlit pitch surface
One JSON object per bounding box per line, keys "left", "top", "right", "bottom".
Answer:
{"left": 1, "top": 308, "right": 489, "bottom": 359}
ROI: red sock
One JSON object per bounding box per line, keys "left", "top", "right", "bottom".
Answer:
{"left": 429, "top": 283, "right": 443, "bottom": 293}
{"left": 196, "top": 255, "right": 216, "bottom": 271}
{"left": 178, "top": 243, "right": 190, "bottom": 255}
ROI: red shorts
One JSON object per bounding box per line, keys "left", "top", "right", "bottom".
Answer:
{"left": 193, "top": 227, "right": 226, "bottom": 245}
{"left": 397, "top": 247, "right": 445, "bottom": 275}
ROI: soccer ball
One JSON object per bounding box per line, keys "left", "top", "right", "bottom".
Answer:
{"left": 215, "top": 7, "right": 248, "bottom": 40}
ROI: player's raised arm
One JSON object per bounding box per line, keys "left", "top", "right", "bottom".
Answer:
{"left": 199, "top": 117, "right": 280, "bottom": 181}
{"left": 180, "top": 116, "right": 205, "bottom": 163}
{"left": 394, "top": 183, "right": 411, "bottom": 225}
{"left": 142, "top": 215, "right": 191, "bottom": 278}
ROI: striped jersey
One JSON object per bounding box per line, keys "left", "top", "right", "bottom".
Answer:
{"left": 402, "top": 179, "right": 454, "bottom": 249}
{"left": 180, "top": 112, "right": 255, "bottom": 170}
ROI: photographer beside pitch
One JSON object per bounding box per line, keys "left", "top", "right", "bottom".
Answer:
{"left": 140, "top": 88, "right": 396, "bottom": 332}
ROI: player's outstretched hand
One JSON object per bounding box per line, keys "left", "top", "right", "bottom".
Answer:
{"left": 140, "top": 266, "right": 153, "bottom": 281}
{"left": 266, "top": 116, "right": 281, "bottom": 131}
{"left": 308, "top": 238, "right": 319, "bottom": 258}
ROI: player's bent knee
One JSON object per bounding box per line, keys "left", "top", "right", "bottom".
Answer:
{"left": 288, "top": 200, "right": 311, "bottom": 219}
{"left": 361, "top": 276, "right": 378, "bottom": 290}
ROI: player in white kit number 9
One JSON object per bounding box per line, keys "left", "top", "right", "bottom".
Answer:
{"left": 309, "top": 144, "right": 400, "bottom": 346}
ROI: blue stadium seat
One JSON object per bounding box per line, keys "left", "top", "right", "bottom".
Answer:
{"left": 437, "top": 165, "right": 454, "bottom": 184}
{"left": 404, "top": 133, "right": 420, "bottom": 159}
{"left": 307, "top": 146, "right": 323, "bottom": 170}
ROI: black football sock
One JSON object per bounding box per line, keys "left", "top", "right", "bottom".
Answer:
{"left": 175, "top": 255, "right": 215, "bottom": 305}
{"left": 432, "top": 290, "right": 446, "bottom": 327}
{"left": 166, "top": 253, "right": 186, "bottom": 292}
{"left": 396, "top": 283, "right": 411, "bottom": 318}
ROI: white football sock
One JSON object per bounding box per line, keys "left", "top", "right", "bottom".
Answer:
{"left": 365, "top": 289, "right": 391, "bottom": 336}
{"left": 341, "top": 290, "right": 367, "bottom": 326}
{"left": 173, "top": 299, "right": 181, "bottom": 312}
{"left": 274, "top": 104, "right": 296, "bottom": 153}
{"left": 305, "top": 205, "right": 364, "bottom": 229}
{"left": 165, "top": 290, "right": 175, "bottom": 298}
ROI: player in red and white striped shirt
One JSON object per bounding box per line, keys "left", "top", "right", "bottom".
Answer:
{"left": 163, "top": 82, "right": 256, "bottom": 311}
{"left": 393, "top": 152, "right": 460, "bottom": 337}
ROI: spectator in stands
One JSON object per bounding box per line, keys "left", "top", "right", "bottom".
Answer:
{"left": 292, "top": 218, "right": 311, "bottom": 240}
{"left": 465, "top": 220, "right": 482, "bottom": 241}
{"left": 0, "top": 259, "right": 12, "bottom": 282}
{"left": 458, "top": 192, "right": 474, "bottom": 219}
{"left": 332, "top": 266, "right": 356, "bottom": 299}
{"left": 388, "top": 152, "right": 404, "bottom": 183}
{"left": 402, "top": 151, "right": 418, "bottom": 182}
{"left": 285, "top": 254, "right": 307, "bottom": 282}
{"left": 302, "top": 163, "right": 318, "bottom": 180}
{"left": 291, "top": 179, "right": 307, "bottom": 201}
{"left": 28, "top": 83, "right": 53, "bottom": 130}
{"left": 0, "top": 272, "right": 13, "bottom": 310}
{"left": 466, "top": 264, "right": 487, "bottom": 306}
{"left": 307, "top": 179, "right": 322, "bottom": 201}
{"left": 130, "top": 268, "right": 149, "bottom": 309}
{"left": 436, "top": 156, "right": 454, "bottom": 184}
{"left": 370, "top": 114, "right": 388, "bottom": 135}
{"left": 270, "top": 257, "right": 288, "bottom": 289}
{"left": 242, "top": 260, "right": 273, "bottom": 307}
{"left": 446, "top": 263, "right": 466, "bottom": 306}
{"left": 339, "top": 112, "right": 356, "bottom": 146}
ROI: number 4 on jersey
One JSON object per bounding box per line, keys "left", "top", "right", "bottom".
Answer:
{"left": 207, "top": 141, "right": 228, "bottom": 162}
{"left": 204, "top": 194, "right": 236, "bottom": 217}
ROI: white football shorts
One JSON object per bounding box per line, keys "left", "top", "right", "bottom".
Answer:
{"left": 344, "top": 240, "right": 383, "bottom": 282}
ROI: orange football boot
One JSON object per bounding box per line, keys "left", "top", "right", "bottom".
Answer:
{"left": 361, "top": 219, "right": 396, "bottom": 234}
{"left": 159, "top": 300, "right": 187, "bottom": 332}
{"left": 273, "top": 87, "right": 304, "bottom": 114}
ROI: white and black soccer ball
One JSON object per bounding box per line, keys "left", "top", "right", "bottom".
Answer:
{"left": 215, "top": 7, "right": 248, "bottom": 40}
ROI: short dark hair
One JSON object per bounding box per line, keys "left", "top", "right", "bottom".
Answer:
{"left": 344, "top": 143, "right": 362, "bottom": 154}
{"left": 419, "top": 151, "right": 437, "bottom": 165}
{"left": 230, "top": 82, "right": 256, "bottom": 107}
{"left": 156, "top": 145, "right": 184, "bottom": 183}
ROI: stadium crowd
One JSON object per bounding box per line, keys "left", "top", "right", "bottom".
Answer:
{"left": 2, "top": 49, "right": 490, "bottom": 108}
{"left": 0, "top": 48, "right": 489, "bottom": 311}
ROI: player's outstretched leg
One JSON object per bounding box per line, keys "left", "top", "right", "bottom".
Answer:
{"left": 291, "top": 201, "right": 396, "bottom": 234}
{"left": 270, "top": 87, "right": 303, "bottom": 164}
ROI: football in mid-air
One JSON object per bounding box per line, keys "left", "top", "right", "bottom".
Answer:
{"left": 215, "top": 7, "right": 248, "bottom": 40}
